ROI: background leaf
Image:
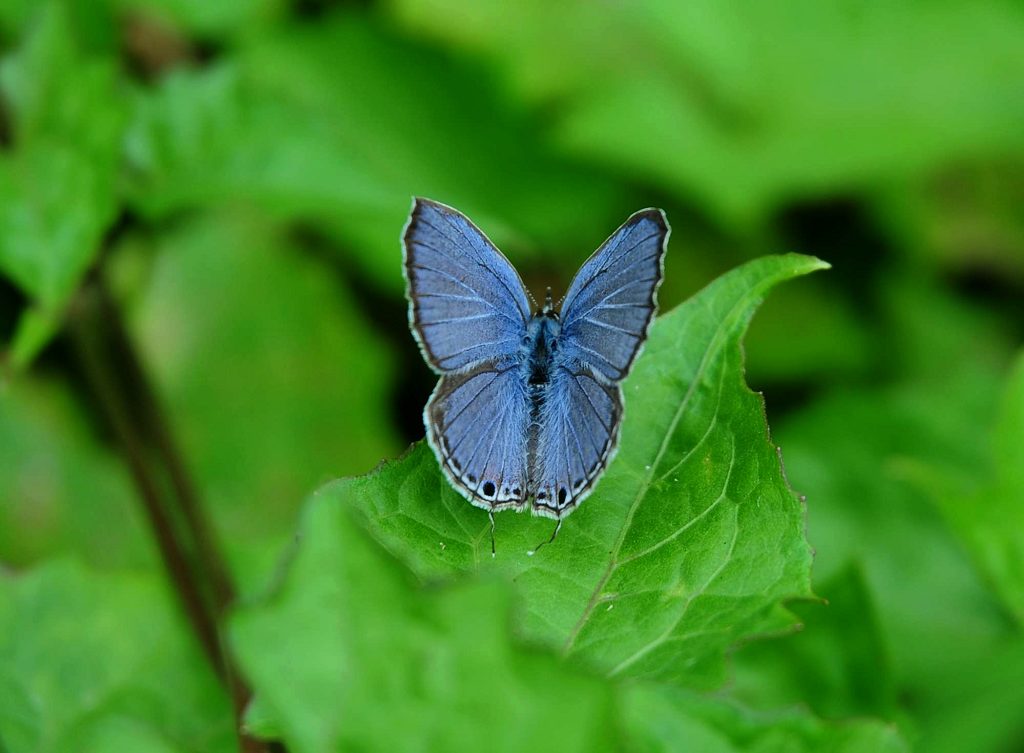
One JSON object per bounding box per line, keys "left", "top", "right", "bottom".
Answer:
{"left": 733, "top": 564, "right": 897, "bottom": 722}
{"left": 0, "top": 379, "right": 151, "bottom": 569}
{"left": 921, "top": 352, "right": 1024, "bottom": 624}
{"left": 0, "top": 560, "right": 233, "bottom": 753}
{"left": 0, "top": 3, "right": 125, "bottom": 364}
{"left": 621, "top": 683, "right": 907, "bottom": 753}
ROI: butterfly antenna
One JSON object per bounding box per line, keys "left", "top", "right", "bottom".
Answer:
{"left": 527, "top": 518, "right": 562, "bottom": 557}
{"left": 489, "top": 511, "right": 496, "bottom": 558}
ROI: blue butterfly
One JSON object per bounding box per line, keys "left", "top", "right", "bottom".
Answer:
{"left": 403, "top": 198, "right": 669, "bottom": 520}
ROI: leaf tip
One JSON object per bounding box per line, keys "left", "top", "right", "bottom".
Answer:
{"left": 785, "top": 253, "right": 831, "bottom": 275}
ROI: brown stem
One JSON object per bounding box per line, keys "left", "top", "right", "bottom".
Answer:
{"left": 67, "top": 282, "right": 225, "bottom": 673}
{"left": 94, "top": 279, "right": 236, "bottom": 613}
{"left": 66, "top": 274, "right": 277, "bottom": 753}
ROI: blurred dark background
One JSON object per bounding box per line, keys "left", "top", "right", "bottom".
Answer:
{"left": 1, "top": 1, "right": 1023, "bottom": 751}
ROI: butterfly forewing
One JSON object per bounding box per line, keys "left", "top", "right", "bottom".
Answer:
{"left": 426, "top": 362, "right": 530, "bottom": 509}
{"left": 559, "top": 209, "right": 669, "bottom": 381}
{"left": 404, "top": 198, "right": 532, "bottom": 372}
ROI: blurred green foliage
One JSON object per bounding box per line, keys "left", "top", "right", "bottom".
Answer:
{"left": 1, "top": 0, "right": 1023, "bottom": 751}
{"left": 0, "top": 560, "right": 233, "bottom": 752}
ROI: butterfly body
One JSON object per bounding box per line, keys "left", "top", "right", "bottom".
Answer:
{"left": 521, "top": 305, "right": 559, "bottom": 383}
{"left": 404, "top": 198, "right": 669, "bottom": 519}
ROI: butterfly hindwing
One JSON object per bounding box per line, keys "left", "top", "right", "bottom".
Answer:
{"left": 426, "top": 361, "right": 531, "bottom": 510}
{"left": 403, "top": 198, "right": 532, "bottom": 373}
{"left": 531, "top": 364, "right": 623, "bottom": 518}
{"left": 559, "top": 209, "right": 669, "bottom": 381}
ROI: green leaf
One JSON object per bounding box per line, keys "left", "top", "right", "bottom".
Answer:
{"left": 0, "top": 1, "right": 117, "bottom": 54}
{"left": 776, "top": 381, "right": 1012, "bottom": 686}
{"left": 129, "top": 212, "right": 402, "bottom": 593}
{"left": 916, "top": 352, "right": 1024, "bottom": 624}
{"left": 0, "top": 560, "right": 233, "bottom": 753}
{"left": 0, "top": 3, "right": 123, "bottom": 154}
{"left": 331, "top": 254, "right": 826, "bottom": 687}
{"left": 621, "top": 683, "right": 908, "bottom": 753}
{"left": 6, "top": 305, "right": 63, "bottom": 370}
{"left": 230, "top": 496, "right": 618, "bottom": 753}
{"left": 0, "top": 141, "right": 117, "bottom": 308}
{"left": 732, "top": 565, "right": 897, "bottom": 722}
{"left": 768, "top": 287, "right": 1024, "bottom": 749}
{"left": 0, "top": 379, "right": 152, "bottom": 569}
{"left": 913, "top": 636, "right": 1024, "bottom": 753}
{"left": 987, "top": 354, "right": 1024, "bottom": 617}
{"left": 0, "top": 2, "right": 125, "bottom": 361}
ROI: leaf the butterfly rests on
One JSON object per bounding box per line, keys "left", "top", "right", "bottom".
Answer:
{"left": 403, "top": 198, "right": 668, "bottom": 518}
{"left": 348, "top": 253, "right": 829, "bottom": 686}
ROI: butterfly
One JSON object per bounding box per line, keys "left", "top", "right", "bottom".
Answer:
{"left": 403, "top": 198, "right": 669, "bottom": 521}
